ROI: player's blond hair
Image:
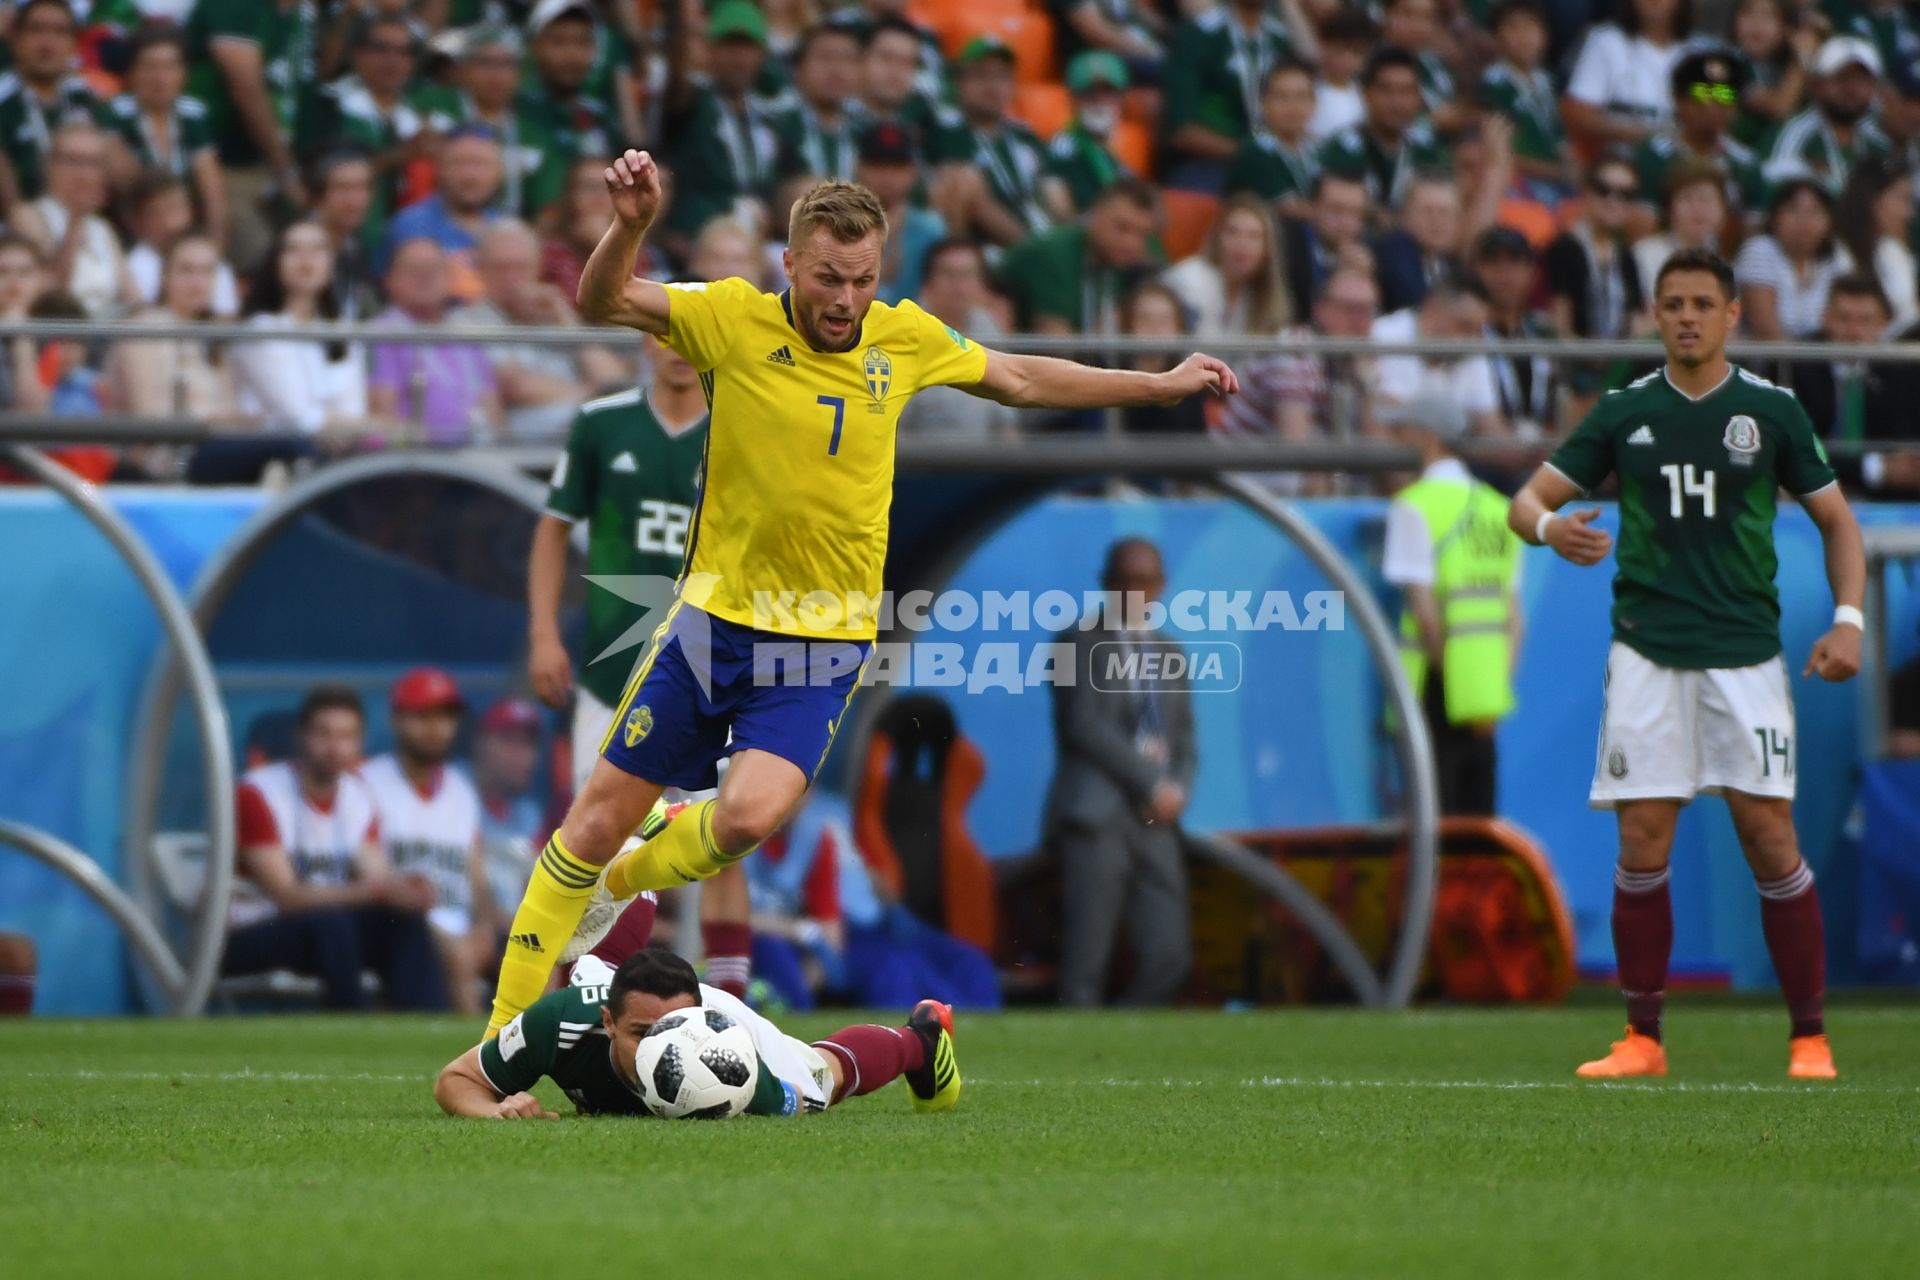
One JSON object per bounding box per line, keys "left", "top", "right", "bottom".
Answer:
{"left": 788, "top": 181, "right": 890, "bottom": 249}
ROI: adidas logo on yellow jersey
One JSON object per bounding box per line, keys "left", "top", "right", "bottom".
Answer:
{"left": 766, "top": 345, "right": 796, "bottom": 367}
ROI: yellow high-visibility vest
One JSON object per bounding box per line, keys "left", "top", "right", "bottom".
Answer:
{"left": 1396, "top": 475, "right": 1522, "bottom": 725}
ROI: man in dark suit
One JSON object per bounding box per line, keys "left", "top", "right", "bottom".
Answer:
{"left": 1045, "top": 537, "right": 1198, "bottom": 1007}
{"left": 1371, "top": 173, "right": 1464, "bottom": 313}
{"left": 1781, "top": 273, "right": 1920, "bottom": 496}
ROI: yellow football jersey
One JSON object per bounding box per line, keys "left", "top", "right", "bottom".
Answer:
{"left": 659, "top": 276, "right": 989, "bottom": 640}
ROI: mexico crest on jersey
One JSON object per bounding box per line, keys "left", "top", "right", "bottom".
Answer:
{"left": 1723, "top": 415, "right": 1761, "bottom": 465}
{"left": 864, "top": 346, "right": 892, "bottom": 402}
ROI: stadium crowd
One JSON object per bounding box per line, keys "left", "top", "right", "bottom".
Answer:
{"left": 0, "top": 0, "right": 1911, "bottom": 490}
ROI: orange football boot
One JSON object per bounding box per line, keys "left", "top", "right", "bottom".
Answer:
{"left": 1788, "top": 1034, "right": 1838, "bottom": 1080}
{"left": 1575, "top": 1027, "right": 1668, "bottom": 1078}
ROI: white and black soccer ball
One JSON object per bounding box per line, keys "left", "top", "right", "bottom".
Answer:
{"left": 633, "top": 1006, "right": 759, "bottom": 1119}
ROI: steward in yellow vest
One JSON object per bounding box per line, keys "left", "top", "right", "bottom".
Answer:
{"left": 1380, "top": 398, "right": 1524, "bottom": 814}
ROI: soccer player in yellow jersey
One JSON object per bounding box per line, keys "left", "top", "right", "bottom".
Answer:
{"left": 484, "top": 150, "right": 1239, "bottom": 1034}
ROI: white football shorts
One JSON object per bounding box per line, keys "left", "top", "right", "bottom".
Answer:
{"left": 1589, "top": 640, "right": 1797, "bottom": 807}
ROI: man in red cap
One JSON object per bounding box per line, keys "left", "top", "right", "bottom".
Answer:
{"left": 362, "top": 667, "right": 491, "bottom": 1014}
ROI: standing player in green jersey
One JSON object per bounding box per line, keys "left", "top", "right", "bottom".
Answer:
{"left": 1508, "top": 246, "right": 1866, "bottom": 1082}
{"left": 527, "top": 336, "right": 755, "bottom": 1001}
{"left": 433, "top": 946, "right": 960, "bottom": 1119}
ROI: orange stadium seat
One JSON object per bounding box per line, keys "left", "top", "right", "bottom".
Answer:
{"left": 928, "top": 0, "right": 1030, "bottom": 54}
{"left": 939, "top": 8, "right": 1057, "bottom": 85}
{"left": 1112, "top": 118, "right": 1154, "bottom": 179}
{"left": 1159, "top": 189, "right": 1221, "bottom": 262}
{"left": 1013, "top": 82, "right": 1071, "bottom": 138}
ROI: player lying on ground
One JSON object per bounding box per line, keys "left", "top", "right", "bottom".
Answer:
{"left": 1508, "top": 247, "right": 1864, "bottom": 1080}
{"left": 435, "top": 947, "right": 960, "bottom": 1119}
{"left": 484, "top": 156, "right": 1238, "bottom": 1035}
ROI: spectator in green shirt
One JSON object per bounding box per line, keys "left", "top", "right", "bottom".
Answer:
{"left": 105, "top": 26, "right": 226, "bottom": 249}
{"left": 1047, "top": 51, "right": 1134, "bottom": 215}
{"left": 1379, "top": 0, "right": 1465, "bottom": 134}
{"left": 186, "top": 0, "right": 316, "bottom": 271}
{"left": 519, "top": 0, "right": 614, "bottom": 219}
{"left": 301, "top": 16, "right": 427, "bottom": 255}
{"left": 1476, "top": 0, "right": 1576, "bottom": 199}
{"left": 1315, "top": 46, "right": 1448, "bottom": 214}
{"left": 1634, "top": 50, "right": 1769, "bottom": 224}
{"left": 996, "top": 175, "right": 1158, "bottom": 333}
{"left": 929, "top": 35, "right": 1067, "bottom": 245}
{"left": 773, "top": 23, "right": 864, "bottom": 183}
{"left": 854, "top": 13, "right": 946, "bottom": 152}
{"left": 0, "top": 0, "right": 117, "bottom": 213}
{"left": 1160, "top": 0, "right": 1303, "bottom": 191}
{"left": 1225, "top": 59, "right": 1319, "bottom": 221}
{"left": 658, "top": 0, "right": 779, "bottom": 257}
{"left": 418, "top": 27, "right": 550, "bottom": 218}
{"left": 1051, "top": 0, "right": 1167, "bottom": 87}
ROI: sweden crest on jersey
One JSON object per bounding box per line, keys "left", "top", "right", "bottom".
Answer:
{"left": 864, "top": 346, "right": 892, "bottom": 402}
{"left": 624, "top": 704, "right": 654, "bottom": 747}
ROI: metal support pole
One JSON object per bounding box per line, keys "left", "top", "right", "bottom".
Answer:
{"left": 1212, "top": 474, "right": 1440, "bottom": 1009}
{"left": 0, "top": 821, "right": 188, "bottom": 1003}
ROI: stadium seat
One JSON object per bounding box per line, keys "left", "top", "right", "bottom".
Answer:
{"left": 940, "top": 8, "right": 1058, "bottom": 85}
{"left": 1111, "top": 119, "right": 1154, "bottom": 180}
{"left": 1012, "top": 83, "right": 1071, "bottom": 140}
{"left": 928, "top": 0, "right": 1030, "bottom": 55}
{"left": 852, "top": 694, "right": 997, "bottom": 954}
{"left": 1159, "top": 189, "right": 1221, "bottom": 262}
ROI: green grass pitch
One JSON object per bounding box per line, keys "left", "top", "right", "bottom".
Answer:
{"left": 4, "top": 999, "right": 1918, "bottom": 1279}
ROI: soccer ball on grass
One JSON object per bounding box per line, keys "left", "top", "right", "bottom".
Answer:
{"left": 634, "top": 1007, "right": 759, "bottom": 1119}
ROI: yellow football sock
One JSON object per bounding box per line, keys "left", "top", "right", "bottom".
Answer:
{"left": 485, "top": 834, "right": 601, "bottom": 1035}
{"left": 605, "top": 800, "right": 750, "bottom": 895}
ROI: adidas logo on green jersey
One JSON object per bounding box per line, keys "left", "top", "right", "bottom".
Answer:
{"left": 766, "top": 345, "right": 796, "bottom": 366}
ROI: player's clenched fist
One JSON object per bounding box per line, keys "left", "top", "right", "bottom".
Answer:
{"left": 489, "top": 1092, "right": 559, "bottom": 1120}
{"left": 1545, "top": 508, "right": 1613, "bottom": 566}
{"left": 1803, "top": 624, "right": 1861, "bottom": 682}
{"left": 605, "top": 149, "right": 662, "bottom": 229}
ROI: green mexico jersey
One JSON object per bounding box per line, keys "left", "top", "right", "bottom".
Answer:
{"left": 1046, "top": 123, "right": 1128, "bottom": 214}
{"left": 1547, "top": 364, "right": 1838, "bottom": 670}
{"left": 1315, "top": 120, "right": 1449, "bottom": 209}
{"left": 1632, "top": 131, "right": 1767, "bottom": 217}
{"left": 0, "top": 74, "right": 111, "bottom": 200}
{"left": 1762, "top": 108, "right": 1891, "bottom": 193}
{"left": 185, "top": 0, "right": 316, "bottom": 167}
{"left": 772, "top": 103, "right": 861, "bottom": 182}
{"left": 546, "top": 388, "right": 709, "bottom": 708}
{"left": 927, "top": 117, "right": 1053, "bottom": 235}
{"left": 1223, "top": 131, "right": 1318, "bottom": 207}
{"left": 479, "top": 983, "right": 789, "bottom": 1117}
{"left": 1162, "top": 7, "right": 1295, "bottom": 145}
{"left": 105, "top": 94, "right": 216, "bottom": 176}
{"left": 1477, "top": 63, "right": 1565, "bottom": 165}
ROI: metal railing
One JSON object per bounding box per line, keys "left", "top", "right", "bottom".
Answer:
{"left": 7, "top": 316, "right": 1920, "bottom": 363}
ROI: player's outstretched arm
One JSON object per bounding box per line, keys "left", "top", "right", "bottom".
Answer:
{"left": 1510, "top": 465, "right": 1613, "bottom": 566}
{"left": 967, "top": 349, "right": 1240, "bottom": 410}
{"left": 1800, "top": 483, "right": 1865, "bottom": 682}
{"left": 434, "top": 1047, "right": 559, "bottom": 1119}
{"left": 576, "top": 149, "right": 673, "bottom": 336}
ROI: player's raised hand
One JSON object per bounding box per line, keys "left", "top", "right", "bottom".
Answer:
{"left": 1803, "top": 624, "right": 1862, "bottom": 682}
{"left": 489, "top": 1092, "right": 559, "bottom": 1120}
{"left": 1545, "top": 508, "right": 1613, "bottom": 566}
{"left": 1155, "top": 353, "right": 1240, "bottom": 403}
{"left": 605, "top": 149, "right": 663, "bottom": 229}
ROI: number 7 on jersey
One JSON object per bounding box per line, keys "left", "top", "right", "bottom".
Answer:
{"left": 817, "top": 395, "right": 845, "bottom": 456}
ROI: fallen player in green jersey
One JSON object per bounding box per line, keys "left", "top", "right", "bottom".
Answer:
{"left": 434, "top": 948, "right": 958, "bottom": 1119}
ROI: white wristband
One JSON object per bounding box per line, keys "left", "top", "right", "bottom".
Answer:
{"left": 1834, "top": 604, "right": 1864, "bottom": 631}
{"left": 1534, "top": 510, "right": 1556, "bottom": 545}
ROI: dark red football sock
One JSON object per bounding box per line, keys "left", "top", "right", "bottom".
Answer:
{"left": 703, "top": 921, "right": 751, "bottom": 998}
{"left": 1758, "top": 862, "right": 1826, "bottom": 1039}
{"left": 1613, "top": 864, "right": 1672, "bottom": 1042}
{"left": 586, "top": 894, "right": 659, "bottom": 968}
{"left": 816, "top": 1024, "right": 927, "bottom": 1102}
